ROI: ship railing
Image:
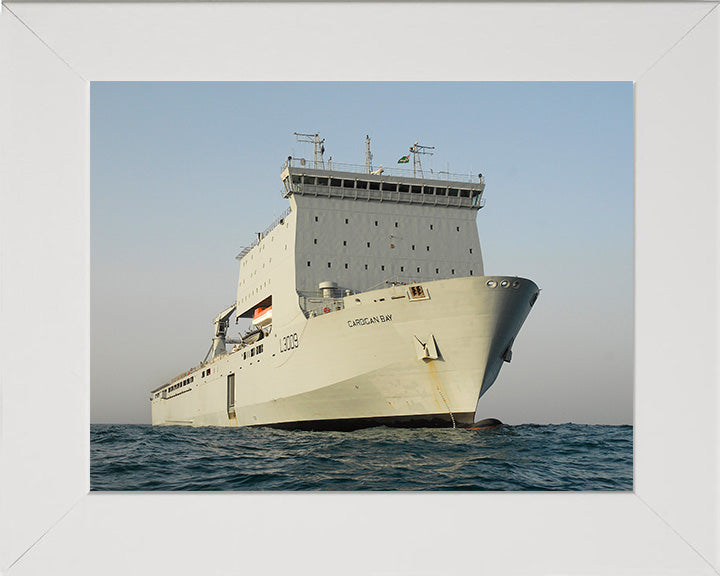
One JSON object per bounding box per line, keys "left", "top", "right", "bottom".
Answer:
{"left": 152, "top": 364, "right": 203, "bottom": 393}
{"left": 235, "top": 206, "right": 292, "bottom": 261}
{"left": 365, "top": 277, "right": 423, "bottom": 292}
{"left": 283, "top": 157, "right": 483, "bottom": 184}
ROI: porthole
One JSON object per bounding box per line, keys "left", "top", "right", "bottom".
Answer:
{"left": 500, "top": 280, "right": 510, "bottom": 288}
{"left": 512, "top": 280, "right": 521, "bottom": 289}
{"left": 487, "top": 280, "right": 497, "bottom": 288}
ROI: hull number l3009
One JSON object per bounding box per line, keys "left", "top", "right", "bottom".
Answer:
{"left": 280, "top": 333, "right": 299, "bottom": 353}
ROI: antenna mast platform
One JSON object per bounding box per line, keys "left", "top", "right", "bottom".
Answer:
{"left": 295, "top": 132, "right": 325, "bottom": 168}
{"left": 409, "top": 141, "right": 435, "bottom": 178}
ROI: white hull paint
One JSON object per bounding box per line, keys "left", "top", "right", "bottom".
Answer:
{"left": 152, "top": 148, "right": 538, "bottom": 429}
{"left": 151, "top": 276, "right": 537, "bottom": 428}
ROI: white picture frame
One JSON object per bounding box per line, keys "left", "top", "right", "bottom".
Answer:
{"left": 1, "top": 3, "right": 718, "bottom": 575}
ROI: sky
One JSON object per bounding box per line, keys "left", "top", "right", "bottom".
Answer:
{"left": 91, "top": 81, "right": 633, "bottom": 425}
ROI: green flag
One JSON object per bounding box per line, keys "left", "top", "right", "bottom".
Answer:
{"left": 397, "top": 154, "right": 410, "bottom": 164}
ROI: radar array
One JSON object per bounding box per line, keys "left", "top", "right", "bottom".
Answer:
{"left": 409, "top": 141, "right": 435, "bottom": 178}
{"left": 294, "top": 132, "right": 325, "bottom": 168}
{"left": 293, "top": 133, "right": 437, "bottom": 178}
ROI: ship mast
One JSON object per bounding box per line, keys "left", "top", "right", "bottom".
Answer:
{"left": 409, "top": 141, "right": 435, "bottom": 178}
{"left": 294, "top": 132, "right": 325, "bottom": 168}
{"left": 364, "top": 134, "right": 373, "bottom": 173}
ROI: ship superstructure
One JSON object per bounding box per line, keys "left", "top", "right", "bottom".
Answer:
{"left": 151, "top": 136, "right": 539, "bottom": 429}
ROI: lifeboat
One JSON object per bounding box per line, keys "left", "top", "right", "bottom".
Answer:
{"left": 252, "top": 305, "right": 272, "bottom": 328}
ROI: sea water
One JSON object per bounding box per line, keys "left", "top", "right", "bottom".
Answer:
{"left": 91, "top": 423, "right": 632, "bottom": 491}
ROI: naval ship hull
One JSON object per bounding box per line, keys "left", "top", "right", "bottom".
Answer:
{"left": 151, "top": 276, "right": 538, "bottom": 429}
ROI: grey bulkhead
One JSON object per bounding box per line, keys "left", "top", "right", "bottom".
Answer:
{"left": 235, "top": 175, "right": 486, "bottom": 325}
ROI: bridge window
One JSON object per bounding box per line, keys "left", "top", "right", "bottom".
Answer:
{"left": 342, "top": 179, "right": 355, "bottom": 188}
{"left": 398, "top": 184, "right": 409, "bottom": 193}
{"left": 424, "top": 186, "right": 434, "bottom": 195}
{"left": 303, "top": 176, "right": 316, "bottom": 185}
{"left": 448, "top": 188, "right": 459, "bottom": 197}
{"left": 317, "top": 177, "right": 328, "bottom": 186}
{"left": 381, "top": 182, "right": 397, "bottom": 192}
{"left": 436, "top": 187, "right": 447, "bottom": 196}
{"left": 460, "top": 190, "right": 470, "bottom": 198}
{"left": 331, "top": 178, "right": 341, "bottom": 187}
{"left": 411, "top": 185, "right": 421, "bottom": 193}
{"left": 369, "top": 181, "right": 380, "bottom": 191}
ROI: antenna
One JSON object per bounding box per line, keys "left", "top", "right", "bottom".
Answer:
{"left": 365, "top": 134, "right": 374, "bottom": 174}
{"left": 409, "top": 141, "right": 435, "bottom": 178}
{"left": 294, "top": 132, "right": 325, "bottom": 168}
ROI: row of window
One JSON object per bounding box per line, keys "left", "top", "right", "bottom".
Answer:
{"left": 311, "top": 240, "right": 472, "bottom": 254}
{"left": 305, "top": 261, "right": 474, "bottom": 275}
{"left": 155, "top": 365, "right": 218, "bottom": 400}
{"left": 242, "top": 343, "right": 264, "bottom": 360}
{"left": 155, "top": 375, "right": 195, "bottom": 399}
{"left": 292, "top": 175, "right": 477, "bottom": 198}
{"left": 312, "top": 216, "right": 460, "bottom": 233}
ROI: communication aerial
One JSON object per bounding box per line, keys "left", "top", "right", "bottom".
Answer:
{"left": 364, "top": 134, "right": 374, "bottom": 173}
{"left": 294, "top": 132, "right": 325, "bottom": 168}
{"left": 409, "top": 141, "right": 435, "bottom": 178}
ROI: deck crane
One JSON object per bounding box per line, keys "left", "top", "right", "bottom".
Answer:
{"left": 205, "top": 303, "right": 239, "bottom": 361}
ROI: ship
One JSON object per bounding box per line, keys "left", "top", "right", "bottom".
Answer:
{"left": 150, "top": 134, "right": 539, "bottom": 429}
